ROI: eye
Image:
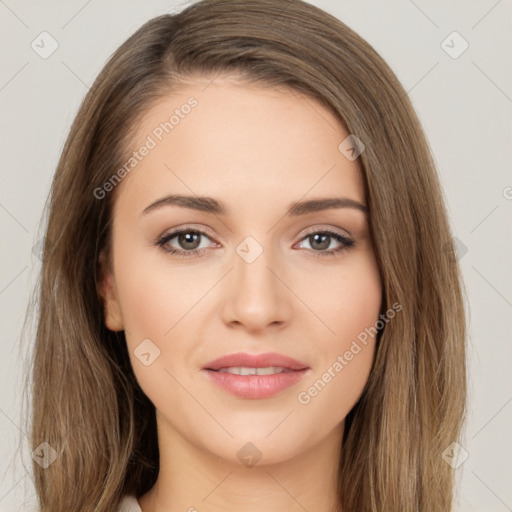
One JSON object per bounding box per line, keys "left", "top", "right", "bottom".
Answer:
{"left": 295, "top": 229, "right": 355, "bottom": 258}
{"left": 154, "top": 226, "right": 356, "bottom": 259}
{"left": 155, "top": 228, "right": 217, "bottom": 258}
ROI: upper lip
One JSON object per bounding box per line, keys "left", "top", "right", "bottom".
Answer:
{"left": 203, "top": 352, "right": 309, "bottom": 371}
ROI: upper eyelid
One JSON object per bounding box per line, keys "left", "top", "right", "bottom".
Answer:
{"left": 160, "top": 224, "right": 217, "bottom": 242}
{"left": 159, "top": 224, "right": 352, "bottom": 245}
{"left": 300, "top": 225, "right": 351, "bottom": 238}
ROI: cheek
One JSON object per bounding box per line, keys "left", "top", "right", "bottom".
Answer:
{"left": 338, "top": 269, "right": 382, "bottom": 345}
{"left": 297, "top": 254, "right": 382, "bottom": 407}
{"left": 111, "top": 235, "right": 220, "bottom": 394}
{"left": 109, "top": 230, "right": 181, "bottom": 369}
{"left": 113, "top": 261, "right": 195, "bottom": 401}
{"left": 112, "top": 235, "right": 200, "bottom": 339}
{"left": 304, "top": 251, "right": 382, "bottom": 350}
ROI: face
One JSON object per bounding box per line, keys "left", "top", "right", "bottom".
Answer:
{"left": 100, "top": 75, "right": 382, "bottom": 466}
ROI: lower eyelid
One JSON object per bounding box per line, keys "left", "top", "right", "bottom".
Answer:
{"left": 297, "top": 231, "right": 353, "bottom": 246}
{"left": 157, "top": 229, "right": 354, "bottom": 255}
{"left": 158, "top": 231, "right": 214, "bottom": 250}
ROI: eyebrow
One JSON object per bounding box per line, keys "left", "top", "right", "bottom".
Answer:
{"left": 141, "top": 194, "right": 368, "bottom": 217}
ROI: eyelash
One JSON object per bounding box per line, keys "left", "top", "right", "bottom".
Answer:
{"left": 155, "top": 226, "right": 355, "bottom": 259}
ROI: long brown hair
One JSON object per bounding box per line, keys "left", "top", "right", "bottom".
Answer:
{"left": 20, "top": 0, "right": 467, "bottom": 510}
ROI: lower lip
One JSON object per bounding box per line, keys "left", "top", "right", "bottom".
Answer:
{"left": 202, "top": 369, "right": 309, "bottom": 399}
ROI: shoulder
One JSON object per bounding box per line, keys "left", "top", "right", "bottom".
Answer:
{"left": 118, "top": 494, "right": 142, "bottom": 512}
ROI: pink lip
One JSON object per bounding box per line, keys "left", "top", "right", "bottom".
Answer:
{"left": 202, "top": 352, "right": 310, "bottom": 400}
{"left": 203, "top": 352, "right": 309, "bottom": 371}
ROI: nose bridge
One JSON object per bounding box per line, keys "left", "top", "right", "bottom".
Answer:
{"left": 222, "top": 234, "right": 291, "bottom": 329}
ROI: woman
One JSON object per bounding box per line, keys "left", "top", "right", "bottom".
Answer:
{"left": 24, "top": 0, "right": 467, "bottom": 510}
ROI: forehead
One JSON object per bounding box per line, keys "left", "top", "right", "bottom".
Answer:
{"left": 115, "top": 77, "right": 366, "bottom": 216}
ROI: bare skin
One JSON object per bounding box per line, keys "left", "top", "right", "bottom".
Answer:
{"left": 100, "top": 75, "right": 382, "bottom": 512}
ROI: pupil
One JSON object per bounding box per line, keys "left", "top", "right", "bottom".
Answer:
{"left": 175, "top": 232, "right": 332, "bottom": 252}
{"left": 311, "top": 233, "right": 329, "bottom": 250}
{"left": 179, "top": 232, "right": 200, "bottom": 250}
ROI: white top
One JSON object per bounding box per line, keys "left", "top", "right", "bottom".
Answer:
{"left": 118, "top": 494, "right": 142, "bottom": 512}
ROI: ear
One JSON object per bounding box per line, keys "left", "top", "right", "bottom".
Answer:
{"left": 98, "top": 249, "right": 124, "bottom": 331}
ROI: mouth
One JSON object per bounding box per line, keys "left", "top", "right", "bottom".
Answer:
{"left": 213, "top": 366, "right": 296, "bottom": 375}
{"left": 203, "top": 351, "right": 309, "bottom": 372}
{"left": 202, "top": 352, "right": 310, "bottom": 399}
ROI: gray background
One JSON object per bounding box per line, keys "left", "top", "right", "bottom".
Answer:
{"left": 1, "top": 0, "right": 511, "bottom": 510}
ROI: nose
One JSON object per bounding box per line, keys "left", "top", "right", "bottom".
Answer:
{"left": 221, "top": 242, "right": 293, "bottom": 333}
